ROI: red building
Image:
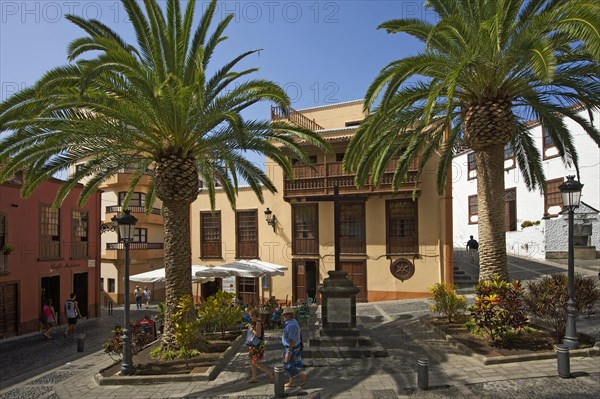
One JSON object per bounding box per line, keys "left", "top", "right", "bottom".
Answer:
{"left": 0, "top": 173, "right": 101, "bottom": 338}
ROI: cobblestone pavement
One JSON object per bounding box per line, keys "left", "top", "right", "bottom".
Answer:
{"left": 0, "top": 306, "right": 158, "bottom": 389}
{"left": 1, "top": 252, "right": 599, "bottom": 398}
{"left": 1, "top": 298, "right": 598, "bottom": 399}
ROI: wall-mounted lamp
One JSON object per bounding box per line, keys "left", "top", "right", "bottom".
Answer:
{"left": 100, "top": 217, "right": 119, "bottom": 234}
{"left": 264, "top": 208, "right": 276, "bottom": 231}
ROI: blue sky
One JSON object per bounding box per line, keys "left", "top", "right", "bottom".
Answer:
{"left": 0, "top": 0, "right": 432, "bottom": 168}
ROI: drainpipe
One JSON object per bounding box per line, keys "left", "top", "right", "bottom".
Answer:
{"left": 444, "top": 128, "right": 454, "bottom": 288}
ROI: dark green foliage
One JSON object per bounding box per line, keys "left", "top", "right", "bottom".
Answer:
{"left": 469, "top": 276, "right": 529, "bottom": 345}
{"left": 428, "top": 283, "right": 467, "bottom": 322}
{"left": 197, "top": 291, "right": 243, "bottom": 337}
{"left": 523, "top": 274, "right": 600, "bottom": 342}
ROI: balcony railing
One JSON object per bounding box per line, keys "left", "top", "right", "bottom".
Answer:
{"left": 271, "top": 106, "right": 324, "bottom": 131}
{"left": 106, "top": 242, "right": 164, "bottom": 250}
{"left": 105, "top": 205, "right": 161, "bottom": 215}
{"left": 70, "top": 242, "right": 88, "bottom": 259}
{"left": 122, "top": 167, "right": 154, "bottom": 176}
{"left": 284, "top": 159, "right": 419, "bottom": 197}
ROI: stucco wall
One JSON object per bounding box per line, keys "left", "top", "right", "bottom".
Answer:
{"left": 0, "top": 179, "right": 102, "bottom": 336}
{"left": 545, "top": 212, "right": 600, "bottom": 253}
{"left": 299, "top": 100, "right": 366, "bottom": 130}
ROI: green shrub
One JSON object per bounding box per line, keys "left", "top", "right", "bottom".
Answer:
{"left": 428, "top": 283, "right": 467, "bottom": 322}
{"left": 151, "top": 295, "right": 206, "bottom": 365}
{"left": 468, "top": 276, "right": 529, "bottom": 345}
{"left": 197, "top": 291, "right": 243, "bottom": 337}
{"left": 520, "top": 220, "right": 541, "bottom": 229}
{"left": 523, "top": 274, "right": 600, "bottom": 342}
{"left": 172, "top": 295, "right": 203, "bottom": 368}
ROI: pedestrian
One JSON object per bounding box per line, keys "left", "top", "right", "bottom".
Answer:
{"left": 143, "top": 286, "right": 151, "bottom": 309}
{"left": 246, "top": 308, "right": 273, "bottom": 383}
{"left": 466, "top": 235, "right": 479, "bottom": 263}
{"left": 134, "top": 286, "right": 143, "bottom": 309}
{"left": 281, "top": 307, "right": 308, "bottom": 388}
{"left": 42, "top": 298, "right": 56, "bottom": 339}
{"left": 64, "top": 293, "right": 81, "bottom": 338}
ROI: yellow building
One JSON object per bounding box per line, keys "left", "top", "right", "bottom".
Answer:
{"left": 191, "top": 99, "right": 453, "bottom": 304}
{"left": 70, "top": 165, "right": 166, "bottom": 306}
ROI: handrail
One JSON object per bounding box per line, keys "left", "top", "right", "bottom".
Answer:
{"left": 271, "top": 106, "right": 324, "bottom": 131}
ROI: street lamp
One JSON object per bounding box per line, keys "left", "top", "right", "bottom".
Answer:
{"left": 558, "top": 175, "right": 583, "bottom": 349}
{"left": 113, "top": 209, "right": 137, "bottom": 375}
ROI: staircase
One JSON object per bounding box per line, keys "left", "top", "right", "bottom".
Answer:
{"left": 271, "top": 106, "right": 324, "bottom": 131}
{"left": 454, "top": 266, "right": 476, "bottom": 294}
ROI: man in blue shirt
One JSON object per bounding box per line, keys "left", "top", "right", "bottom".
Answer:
{"left": 466, "top": 235, "right": 479, "bottom": 263}
{"left": 281, "top": 307, "right": 308, "bottom": 388}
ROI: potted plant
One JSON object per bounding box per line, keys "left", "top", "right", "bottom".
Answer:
{"left": 2, "top": 243, "right": 15, "bottom": 255}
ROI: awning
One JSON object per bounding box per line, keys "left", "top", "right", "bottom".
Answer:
{"left": 130, "top": 265, "right": 227, "bottom": 283}
{"left": 199, "top": 260, "right": 286, "bottom": 278}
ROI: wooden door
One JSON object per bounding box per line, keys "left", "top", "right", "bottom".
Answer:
{"left": 504, "top": 188, "right": 517, "bottom": 232}
{"left": 340, "top": 260, "right": 367, "bottom": 302}
{"left": 293, "top": 261, "right": 306, "bottom": 303}
{"left": 0, "top": 282, "right": 18, "bottom": 339}
{"left": 73, "top": 272, "right": 88, "bottom": 317}
{"left": 236, "top": 277, "right": 258, "bottom": 307}
{"left": 293, "top": 260, "right": 319, "bottom": 304}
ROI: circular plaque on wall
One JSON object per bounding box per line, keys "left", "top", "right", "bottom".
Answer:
{"left": 390, "top": 258, "right": 415, "bottom": 282}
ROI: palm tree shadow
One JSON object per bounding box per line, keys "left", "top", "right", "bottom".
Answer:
{"left": 183, "top": 310, "right": 458, "bottom": 398}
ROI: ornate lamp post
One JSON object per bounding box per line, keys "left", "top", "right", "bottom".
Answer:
{"left": 113, "top": 209, "right": 138, "bottom": 375}
{"left": 558, "top": 175, "right": 583, "bottom": 349}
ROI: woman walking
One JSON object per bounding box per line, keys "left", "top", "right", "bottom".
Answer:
{"left": 42, "top": 298, "right": 56, "bottom": 339}
{"left": 246, "top": 308, "right": 273, "bottom": 383}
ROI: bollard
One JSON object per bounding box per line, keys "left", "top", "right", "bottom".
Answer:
{"left": 556, "top": 344, "right": 571, "bottom": 378}
{"left": 417, "top": 357, "right": 429, "bottom": 390}
{"left": 76, "top": 334, "right": 85, "bottom": 352}
{"left": 273, "top": 364, "right": 285, "bottom": 397}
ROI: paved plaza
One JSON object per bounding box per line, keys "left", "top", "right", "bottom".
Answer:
{"left": 1, "top": 253, "right": 599, "bottom": 398}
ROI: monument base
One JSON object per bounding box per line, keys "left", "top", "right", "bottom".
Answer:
{"left": 306, "top": 270, "right": 388, "bottom": 358}
{"left": 304, "top": 326, "right": 388, "bottom": 358}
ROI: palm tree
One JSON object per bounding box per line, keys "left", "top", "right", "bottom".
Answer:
{"left": 345, "top": 0, "right": 600, "bottom": 280}
{"left": 0, "top": 0, "right": 328, "bottom": 349}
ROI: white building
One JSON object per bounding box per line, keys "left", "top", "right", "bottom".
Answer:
{"left": 452, "top": 107, "right": 600, "bottom": 260}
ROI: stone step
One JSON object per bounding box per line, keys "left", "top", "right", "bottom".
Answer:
{"left": 308, "top": 336, "right": 375, "bottom": 347}
{"left": 453, "top": 275, "right": 474, "bottom": 282}
{"left": 303, "top": 347, "right": 388, "bottom": 358}
{"left": 456, "top": 286, "right": 476, "bottom": 295}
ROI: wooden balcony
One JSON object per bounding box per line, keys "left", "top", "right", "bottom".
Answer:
{"left": 104, "top": 205, "right": 163, "bottom": 224}
{"left": 292, "top": 238, "right": 319, "bottom": 255}
{"left": 104, "top": 242, "right": 164, "bottom": 260}
{"left": 271, "top": 106, "right": 324, "bottom": 131}
{"left": 284, "top": 159, "right": 420, "bottom": 199}
{"left": 70, "top": 242, "right": 89, "bottom": 259}
{"left": 100, "top": 169, "right": 154, "bottom": 188}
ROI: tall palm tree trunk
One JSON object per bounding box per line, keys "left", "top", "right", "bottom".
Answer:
{"left": 161, "top": 199, "right": 194, "bottom": 350}
{"left": 476, "top": 145, "right": 508, "bottom": 280}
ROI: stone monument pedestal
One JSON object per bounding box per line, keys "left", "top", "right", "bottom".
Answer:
{"left": 304, "top": 270, "right": 387, "bottom": 358}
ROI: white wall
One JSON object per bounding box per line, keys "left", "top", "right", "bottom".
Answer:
{"left": 545, "top": 209, "right": 600, "bottom": 253}
{"left": 452, "top": 108, "right": 600, "bottom": 258}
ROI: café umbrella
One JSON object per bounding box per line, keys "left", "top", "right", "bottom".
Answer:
{"left": 130, "top": 265, "right": 227, "bottom": 283}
